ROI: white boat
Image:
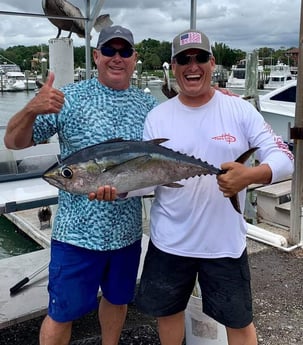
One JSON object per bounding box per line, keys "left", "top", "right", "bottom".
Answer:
{"left": 146, "top": 75, "right": 163, "bottom": 86}
{"left": 226, "top": 59, "right": 265, "bottom": 90}
{"left": 0, "top": 62, "right": 37, "bottom": 91}
{"left": 226, "top": 60, "right": 246, "bottom": 89}
{"left": 0, "top": 71, "right": 38, "bottom": 91}
{"left": 259, "top": 80, "right": 296, "bottom": 142}
{"left": 24, "top": 78, "right": 37, "bottom": 91}
{"left": 0, "top": 71, "right": 26, "bottom": 92}
{"left": 264, "top": 62, "right": 294, "bottom": 90}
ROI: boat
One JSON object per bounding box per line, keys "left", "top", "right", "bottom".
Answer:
{"left": 212, "top": 64, "right": 228, "bottom": 87}
{"left": 264, "top": 62, "right": 294, "bottom": 90}
{"left": 146, "top": 75, "right": 163, "bottom": 86}
{"left": 0, "top": 60, "right": 37, "bottom": 91}
{"left": 0, "top": 71, "right": 26, "bottom": 92}
{"left": 24, "top": 77, "right": 38, "bottom": 91}
{"left": 259, "top": 80, "right": 296, "bottom": 142}
{"left": 0, "top": 62, "right": 21, "bottom": 74}
{"left": 226, "top": 59, "right": 265, "bottom": 90}
{"left": 74, "top": 67, "right": 98, "bottom": 82}
{"left": 226, "top": 59, "right": 246, "bottom": 89}
{"left": 0, "top": 71, "right": 37, "bottom": 92}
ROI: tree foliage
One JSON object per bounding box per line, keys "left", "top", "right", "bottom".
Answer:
{"left": 211, "top": 42, "right": 245, "bottom": 67}
{"left": 0, "top": 39, "right": 297, "bottom": 74}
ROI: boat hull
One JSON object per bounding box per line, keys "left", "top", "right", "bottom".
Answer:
{"left": 261, "top": 109, "right": 294, "bottom": 142}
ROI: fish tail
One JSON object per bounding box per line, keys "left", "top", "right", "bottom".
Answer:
{"left": 235, "top": 147, "right": 259, "bottom": 164}
{"left": 222, "top": 147, "right": 259, "bottom": 214}
{"left": 230, "top": 194, "right": 241, "bottom": 214}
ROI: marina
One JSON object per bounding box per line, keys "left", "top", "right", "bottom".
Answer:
{"left": 0, "top": 3, "right": 302, "bottom": 343}
{"left": 226, "top": 58, "right": 266, "bottom": 90}
{"left": 0, "top": 5, "right": 301, "bottom": 345}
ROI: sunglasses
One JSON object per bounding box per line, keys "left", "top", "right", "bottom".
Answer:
{"left": 100, "top": 46, "right": 134, "bottom": 58}
{"left": 175, "top": 52, "right": 211, "bottom": 65}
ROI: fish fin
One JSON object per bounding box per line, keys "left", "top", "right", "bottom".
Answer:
{"left": 235, "top": 147, "right": 259, "bottom": 164}
{"left": 163, "top": 182, "right": 184, "bottom": 188}
{"left": 103, "top": 138, "right": 169, "bottom": 146}
{"left": 146, "top": 138, "right": 170, "bottom": 145}
{"left": 222, "top": 147, "right": 258, "bottom": 214}
{"left": 102, "top": 155, "right": 151, "bottom": 172}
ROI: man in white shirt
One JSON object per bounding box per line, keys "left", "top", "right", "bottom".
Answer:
{"left": 93, "top": 29, "right": 294, "bottom": 345}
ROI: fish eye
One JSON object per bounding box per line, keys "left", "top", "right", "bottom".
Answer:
{"left": 61, "top": 167, "right": 73, "bottom": 179}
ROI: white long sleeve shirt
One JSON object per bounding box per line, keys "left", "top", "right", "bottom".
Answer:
{"left": 142, "top": 90, "right": 294, "bottom": 259}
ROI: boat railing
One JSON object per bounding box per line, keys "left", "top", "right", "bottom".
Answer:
{"left": 0, "top": 142, "right": 60, "bottom": 183}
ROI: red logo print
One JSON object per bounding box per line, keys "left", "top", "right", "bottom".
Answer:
{"left": 212, "top": 133, "right": 236, "bottom": 144}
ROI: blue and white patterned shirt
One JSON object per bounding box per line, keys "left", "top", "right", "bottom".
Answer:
{"left": 33, "top": 78, "right": 158, "bottom": 250}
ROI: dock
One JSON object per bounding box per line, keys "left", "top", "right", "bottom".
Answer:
{"left": 0, "top": 181, "right": 301, "bottom": 331}
{"left": 0, "top": 197, "right": 153, "bottom": 330}
{"left": 4, "top": 206, "right": 54, "bottom": 248}
{"left": 0, "top": 248, "right": 50, "bottom": 329}
{"left": 0, "top": 230, "right": 150, "bottom": 330}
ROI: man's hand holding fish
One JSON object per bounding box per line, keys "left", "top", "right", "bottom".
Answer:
{"left": 88, "top": 185, "right": 117, "bottom": 201}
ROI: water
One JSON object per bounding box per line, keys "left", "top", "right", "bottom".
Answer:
{"left": 0, "top": 90, "right": 36, "bottom": 149}
{"left": 0, "top": 216, "right": 42, "bottom": 259}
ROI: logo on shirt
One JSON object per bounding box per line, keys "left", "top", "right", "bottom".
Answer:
{"left": 264, "top": 122, "right": 294, "bottom": 160}
{"left": 212, "top": 133, "right": 236, "bottom": 144}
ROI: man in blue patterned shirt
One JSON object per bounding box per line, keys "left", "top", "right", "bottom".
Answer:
{"left": 4, "top": 26, "right": 158, "bottom": 345}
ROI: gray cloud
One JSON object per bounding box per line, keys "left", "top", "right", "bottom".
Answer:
{"left": 0, "top": 0, "right": 301, "bottom": 51}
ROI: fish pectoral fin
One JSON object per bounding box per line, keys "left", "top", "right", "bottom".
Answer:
{"left": 163, "top": 182, "right": 184, "bottom": 188}
{"left": 102, "top": 155, "right": 152, "bottom": 172}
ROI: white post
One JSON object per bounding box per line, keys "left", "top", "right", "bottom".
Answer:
{"left": 290, "top": 0, "right": 303, "bottom": 245}
{"left": 48, "top": 38, "right": 74, "bottom": 88}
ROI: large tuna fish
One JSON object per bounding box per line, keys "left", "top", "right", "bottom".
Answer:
{"left": 43, "top": 138, "right": 258, "bottom": 213}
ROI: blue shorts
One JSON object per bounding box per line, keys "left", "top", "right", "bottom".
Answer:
{"left": 48, "top": 239, "right": 141, "bottom": 322}
{"left": 136, "top": 241, "right": 253, "bottom": 328}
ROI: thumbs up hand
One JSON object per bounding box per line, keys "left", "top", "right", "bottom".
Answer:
{"left": 30, "top": 71, "right": 65, "bottom": 115}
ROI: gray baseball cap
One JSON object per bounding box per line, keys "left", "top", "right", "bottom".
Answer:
{"left": 97, "top": 25, "right": 135, "bottom": 48}
{"left": 172, "top": 29, "right": 212, "bottom": 57}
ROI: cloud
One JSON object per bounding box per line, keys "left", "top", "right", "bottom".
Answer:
{"left": 0, "top": 0, "right": 301, "bottom": 51}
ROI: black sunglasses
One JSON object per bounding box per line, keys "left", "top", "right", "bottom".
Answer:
{"left": 100, "top": 46, "right": 134, "bottom": 58}
{"left": 175, "top": 52, "right": 211, "bottom": 65}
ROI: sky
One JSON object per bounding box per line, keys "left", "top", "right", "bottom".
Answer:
{"left": 0, "top": 0, "right": 302, "bottom": 52}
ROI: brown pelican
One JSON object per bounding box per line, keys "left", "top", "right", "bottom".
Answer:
{"left": 42, "top": 0, "right": 113, "bottom": 39}
{"left": 161, "top": 62, "right": 178, "bottom": 99}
